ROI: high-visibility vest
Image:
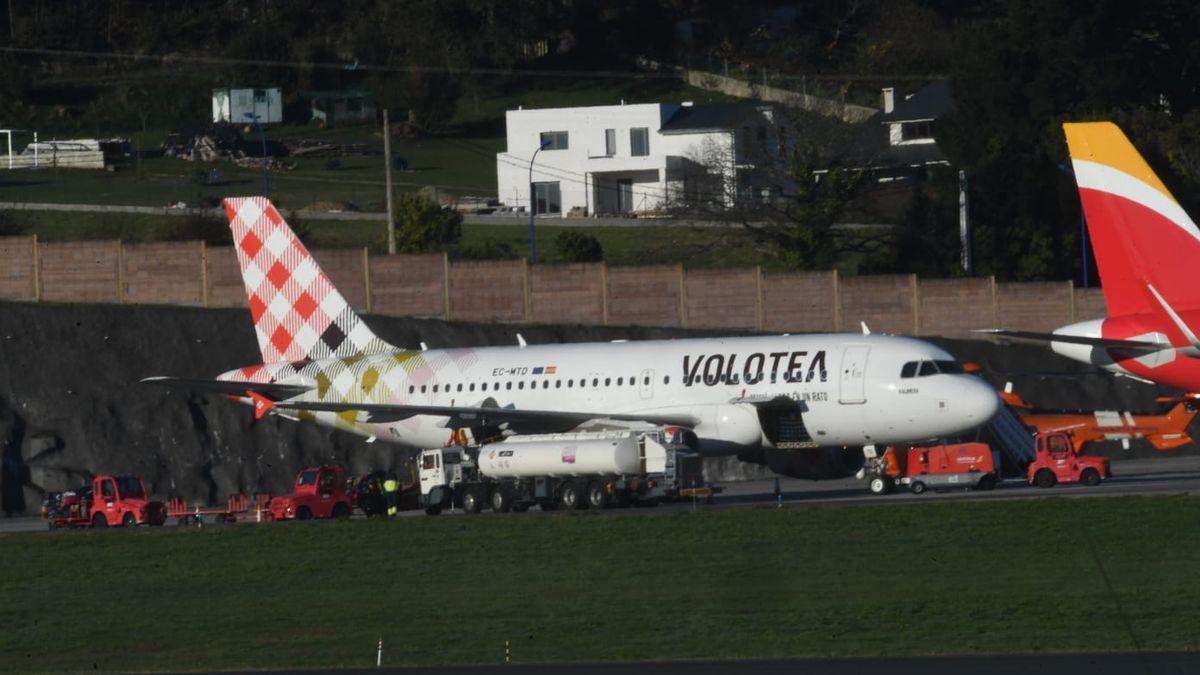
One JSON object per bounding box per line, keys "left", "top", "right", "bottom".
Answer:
{"left": 383, "top": 479, "right": 399, "bottom": 493}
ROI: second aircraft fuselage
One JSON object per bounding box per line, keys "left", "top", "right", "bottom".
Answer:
{"left": 220, "top": 334, "right": 1000, "bottom": 452}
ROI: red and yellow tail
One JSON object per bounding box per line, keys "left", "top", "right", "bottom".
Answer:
{"left": 224, "top": 197, "right": 393, "bottom": 364}
{"left": 1064, "top": 122, "right": 1200, "bottom": 317}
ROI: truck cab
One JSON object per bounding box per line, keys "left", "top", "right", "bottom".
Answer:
{"left": 267, "top": 465, "right": 354, "bottom": 520}
{"left": 1027, "top": 431, "right": 1110, "bottom": 488}
{"left": 418, "top": 447, "right": 473, "bottom": 515}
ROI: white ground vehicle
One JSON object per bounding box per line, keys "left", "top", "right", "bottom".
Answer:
{"left": 417, "top": 428, "right": 710, "bottom": 514}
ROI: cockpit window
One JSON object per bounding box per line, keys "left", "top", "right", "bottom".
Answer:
{"left": 934, "top": 360, "right": 962, "bottom": 374}
{"left": 918, "top": 361, "right": 940, "bottom": 377}
{"left": 900, "top": 361, "right": 918, "bottom": 378}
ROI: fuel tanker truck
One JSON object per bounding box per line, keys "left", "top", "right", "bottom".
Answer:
{"left": 416, "top": 428, "right": 711, "bottom": 515}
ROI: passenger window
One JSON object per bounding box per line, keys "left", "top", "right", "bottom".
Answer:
{"left": 593, "top": 378, "right": 599, "bottom": 386}
{"left": 543, "top": 381, "right": 549, "bottom": 389}
{"left": 605, "top": 378, "right": 611, "bottom": 386}
{"left": 506, "top": 382, "right": 512, "bottom": 390}
{"left": 663, "top": 376, "right": 670, "bottom": 385}
{"left": 481, "top": 383, "right": 488, "bottom": 391}
{"left": 421, "top": 385, "right": 427, "bottom": 393}
{"left": 900, "top": 362, "right": 918, "bottom": 378}
{"left": 918, "top": 361, "right": 939, "bottom": 377}
{"left": 457, "top": 384, "right": 463, "bottom": 392}
{"left": 408, "top": 385, "right": 415, "bottom": 394}
{"left": 433, "top": 384, "right": 439, "bottom": 393}
{"left": 100, "top": 481, "right": 115, "bottom": 499}
{"left": 643, "top": 377, "right": 650, "bottom": 385}
{"left": 617, "top": 377, "right": 624, "bottom": 385}
{"left": 469, "top": 383, "right": 476, "bottom": 392}
{"left": 422, "top": 455, "right": 437, "bottom": 470}
{"left": 555, "top": 380, "right": 562, "bottom": 388}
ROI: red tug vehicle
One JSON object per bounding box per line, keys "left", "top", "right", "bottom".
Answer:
{"left": 1027, "top": 431, "right": 1111, "bottom": 488}
{"left": 43, "top": 475, "right": 166, "bottom": 529}
{"left": 265, "top": 465, "right": 355, "bottom": 520}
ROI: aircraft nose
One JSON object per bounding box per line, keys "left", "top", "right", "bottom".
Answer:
{"left": 961, "top": 376, "right": 1002, "bottom": 424}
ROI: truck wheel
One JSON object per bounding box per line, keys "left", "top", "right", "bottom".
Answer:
{"left": 585, "top": 482, "right": 607, "bottom": 509}
{"left": 975, "top": 474, "right": 997, "bottom": 491}
{"left": 910, "top": 481, "right": 927, "bottom": 495}
{"left": 332, "top": 502, "right": 351, "bottom": 519}
{"left": 512, "top": 502, "right": 530, "bottom": 513}
{"left": 490, "top": 488, "right": 511, "bottom": 513}
{"left": 560, "top": 483, "right": 582, "bottom": 510}
{"left": 1080, "top": 468, "right": 1102, "bottom": 486}
{"left": 92, "top": 512, "right": 107, "bottom": 528}
{"left": 1033, "top": 469, "right": 1057, "bottom": 488}
{"left": 296, "top": 506, "right": 313, "bottom": 520}
{"left": 424, "top": 505, "right": 442, "bottom": 516}
{"left": 121, "top": 512, "right": 137, "bottom": 527}
{"left": 868, "top": 476, "right": 893, "bottom": 495}
{"left": 462, "top": 487, "right": 483, "bottom": 514}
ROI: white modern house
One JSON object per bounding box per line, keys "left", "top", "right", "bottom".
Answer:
{"left": 496, "top": 101, "right": 787, "bottom": 217}
{"left": 212, "top": 87, "right": 283, "bottom": 125}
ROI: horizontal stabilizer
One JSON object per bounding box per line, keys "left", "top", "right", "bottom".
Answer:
{"left": 273, "top": 400, "right": 697, "bottom": 433}
{"left": 974, "top": 329, "right": 1165, "bottom": 351}
{"left": 140, "top": 376, "right": 313, "bottom": 400}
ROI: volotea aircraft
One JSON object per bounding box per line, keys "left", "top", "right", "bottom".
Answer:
{"left": 145, "top": 197, "right": 1000, "bottom": 468}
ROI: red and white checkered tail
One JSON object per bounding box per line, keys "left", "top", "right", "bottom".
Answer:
{"left": 224, "top": 197, "right": 394, "bottom": 364}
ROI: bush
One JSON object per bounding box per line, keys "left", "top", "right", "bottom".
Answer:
{"left": 452, "top": 239, "right": 518, "bottom": 260}
{"left": 164, "top": 214, "right": 231, "bottom": 245}
{"left": 0, "top": 211, "right": 25, "bottom": 236}
{"left": 394, "top": 193, "right": 462, "bottom": 253}
{"left": 554, "top": 230, "right": 603, "bottom": 262}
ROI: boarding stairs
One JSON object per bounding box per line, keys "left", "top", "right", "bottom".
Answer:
{"left": 987, "top": 404, "right": 1036, "bottom": 470}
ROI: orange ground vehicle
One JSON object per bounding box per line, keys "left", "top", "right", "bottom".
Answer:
{"left": 1027, "top": 432, "right": 1111, "bottom": 488}
{"left": 1001, "top": 389, "right": 1197, "bottom": 454}
{"left": 266, "top": 465, "right": 354, "bottom": 520}
{"left": 864, "top": 442, "right": 998, "bottom": 495}
{"left": 43, "top": 475, "right": 166, "bottom": 529}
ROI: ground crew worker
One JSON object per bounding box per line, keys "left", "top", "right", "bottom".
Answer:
{"left": 383, "top": 470, "right": 399, "bottom": 517}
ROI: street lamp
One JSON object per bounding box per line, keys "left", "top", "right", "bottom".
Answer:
{"left": 243, "top": 112, "right": 269, "bottom": 198}
{"left": 528, "top": 138, "right": 552, "bottom": 264}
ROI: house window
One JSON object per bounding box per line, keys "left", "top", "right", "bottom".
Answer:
{"left": 253, "top": 89, "right": 268, "bottom": 103}
{"left": 900, "top": 120, "right": 934, "bottom": 141}
{"left": 630, "top": 127, "right": 649, "bottom": 156}
{"left": 533, "top": 182, "right": 561, "bottom": 214}
{"left": 605, "top": 128, "right": 616, "bottom": 156}
{"left": 540, "top": 131, "right": 569, "bottom": 150}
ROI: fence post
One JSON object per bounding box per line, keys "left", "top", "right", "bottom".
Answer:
{"left": 754, "top": 265, "right": 763, "bottom": 332}
{"left": 117, "top": 240, "right": 125, "bottom": 304}
{"left": 32, "top": 233, "right": 40, "bottom": 302}
{"left": 600, "top": 262, "right": 609, "bottom": 326}
{"left": 911, "top": 274, "right": 920, "bottom": 335}
{"left": 200, "top": 241, "right": 209, "bottom": 308}
{"left": 1068, "top": 279, "right": 1076, "bottom": 322}
{"left": 989, "top": 276, "right": 998, "bottom": 328}
{"left": 832, "top": 269, "right": 841, "bottom": 331}
{"left": 362, "top": 247, "right": 372, "bottom": 314}
{"left": 442, "top": 251, "right": 451, "bottom": 321}
{"left": 522, "top": 257, "right": 531, "bottom": 322}
{"left": 678, "top": 263, "right": 687, "bottom": 327}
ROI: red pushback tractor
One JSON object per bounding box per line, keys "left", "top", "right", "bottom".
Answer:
{"left": 865, "top": 442, "right": 998, "bottom": 495}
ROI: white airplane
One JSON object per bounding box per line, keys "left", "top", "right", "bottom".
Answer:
{"left": 145, "top": 197, "right": 1000, "bottom": 467}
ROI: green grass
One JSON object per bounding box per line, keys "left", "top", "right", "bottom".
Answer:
{"left": 1, "top": 210, "right": 773, "bottom": 268}
{"left": 1, "top": 496, "right": 1197, "bottom": 672}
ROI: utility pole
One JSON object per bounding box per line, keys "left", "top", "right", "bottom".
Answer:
{"left": 383, "top": 108, "right": 396, "bottom": 254}
{"left": 958, "top": 169, "right": 972, "bottom": 275}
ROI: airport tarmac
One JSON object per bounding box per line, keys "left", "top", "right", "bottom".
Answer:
{"left": 222, "top": 651, "right": 1200, "bottom": 674}
{"left": 4, "top": 455, "right": 1198, "bottom": 534}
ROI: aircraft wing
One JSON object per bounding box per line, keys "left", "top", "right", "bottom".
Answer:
{"left": 141, "top": 376, "right": 314, "bottom": 399}
{"left": 270, "top": 399, "right": 698, "bottom": 433}
{"left": 973, "top": 329, "right": 1166, "bottom": 351}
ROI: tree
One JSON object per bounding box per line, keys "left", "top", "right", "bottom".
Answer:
{"left": 394, "top": 193, "right": 463, "bottom": 253}
{"left": 555, "top": 231, "right": 603, "bottom": 262}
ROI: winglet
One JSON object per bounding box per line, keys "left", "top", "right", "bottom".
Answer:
{"left": 248, "top": 390, "right": 276, "bottom": 420}
{"left": 860, "top": 322, "right": 871, "bottom": 335}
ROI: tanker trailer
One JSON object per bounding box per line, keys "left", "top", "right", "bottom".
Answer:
{"left": 416, "top": 429, "right": 708, "bottom": 515}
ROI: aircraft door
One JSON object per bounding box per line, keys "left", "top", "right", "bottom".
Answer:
{"left": 838, "top": 346, "right": 870, "bottom": 405}
{"left": 639, "top": 368, "right": 654, "bottom": 400}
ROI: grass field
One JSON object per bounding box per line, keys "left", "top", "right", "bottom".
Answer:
{"left": 0, "top": 209, "right": 774, "bottom": 269}
{"left": 1, "top": 496, "right": 1197, "bottom": 672}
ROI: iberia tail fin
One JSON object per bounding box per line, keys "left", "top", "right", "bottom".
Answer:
{"left": 224, "top": 197, "right": 395, "bottom": 364}
{"left": 1064, "top": 122, "right": 1200, "bottom": 317}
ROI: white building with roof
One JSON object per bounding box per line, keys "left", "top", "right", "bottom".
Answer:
{"left": 495, "top": 101, "right": 786, "bottom": 217}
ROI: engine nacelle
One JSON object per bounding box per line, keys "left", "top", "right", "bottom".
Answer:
{"left": 693, "top": 403, "right": 762, "bottom": 450}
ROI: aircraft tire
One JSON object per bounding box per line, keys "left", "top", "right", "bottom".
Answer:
{"left": 868, "top": 476, "right": 893, "bottom": 495}
{"left": 121, "top": 512, "right": 137, "bottom": 527}
{"left": 92, "top": 512, "right": 107, "bottom": 528}
{"left": 1080, "top": 468, "right": 1102, "bottom": 486}
{"left": 976, "top": 474, "right": 997, "bottom": 491}
{"left": 1033, "top": 469, "right": 1057, "bottom": 489}
{"left": 585, "top": 481, "right": 607, "bottom": 509}
{"left": 296, "top": 506, "right": 313, "bottom": 520}
{"left": 332, "top": 502, "right": 351, "bottom": 519}
{"left": 910, "top": 481, "right": 927, "bottom": 495}
{"left": 490, "top": 488, "right": 511, "bottom": 513}
{"left": 424, "top": 505, "right": 442, "bottom": 516}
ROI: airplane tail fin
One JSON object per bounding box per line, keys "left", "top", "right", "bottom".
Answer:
{"left": 1064, "top": 122, "right": 1200, "bottom": 317}
{"left": 1148, "top": 400, "right": 1199, "bottom": 451}
{"left": 224, "top": 197, "right": 394, "bottom": 364}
